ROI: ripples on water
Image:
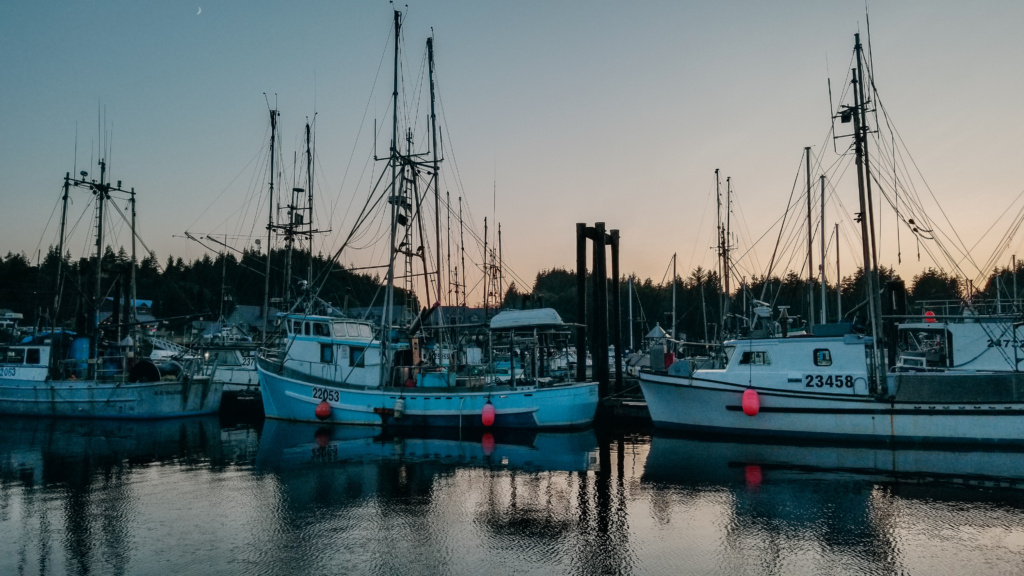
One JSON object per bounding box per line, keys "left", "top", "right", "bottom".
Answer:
{"left": 1, "top": 416, "right": 1024, "bottom": 575}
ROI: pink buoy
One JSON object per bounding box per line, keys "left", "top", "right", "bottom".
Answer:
{"left": 481, "top": 432, "right": 495, "bottom": 456}
{"left": 315, "top": 399, "right": 332, "bottom": 421}
{"left": 314, "top": 428, "right": 331, "bottom": 448}
{"left": 481, "top": 400, "right": 496, "bottom": 427}
{"left": 745, "top": 464, "right": 763, "bottom": 489}
{"left": 742, "top": 388, "right": 760, "bottom": 416}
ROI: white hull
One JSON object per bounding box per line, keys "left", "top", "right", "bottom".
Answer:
{"left": 640, "top": 369, "right": 1024, "bottom": 444}
{"left": 0, "top": 376, "right": 223, "bottom": 419}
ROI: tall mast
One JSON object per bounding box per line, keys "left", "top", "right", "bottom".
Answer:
{"left": 306, "top": 120, "right": 315, "bottom": 289}
{"left": 130, "top": 188, "right": 137, "bottom": 325}
{"left": 54, "top": 174, "right": 71, "bottom": 321}
{"left": 263, "top": 108, "right": 278, "bottom": 337}
{"left": 819, "top": 174, "right": 827, "bottom": 324}
{"left": 725, "top": 176, "right": 731, "bottom": 300}
{"left": 428, "top": 35, "right": 442, "bottom": 309}
{"left": 383, "top": 9, "right": 402, "bottom": 383}
{"left": 628, "top": 276, "right": 634, "bottom": 350}
{"left": 836, "top": 222, "right": 842, "bottom": 320}
{"left": 671, "top": 252, "right": 677, "bottom": 340}
{"left": 89, "top": 160, "right": 109, "bottom": 378}
{"left": 715, "top": 170, "right": 723, "bottom": 336}
{"left": 459, "top": 196, "right": 466, "bottom": 308}
{"left": 805, "top": 146, "right": 814, "bottom": 330}
{"left": 851, "top": 33, "right": 885, "bottom": 391}
{"left": 483, "top": 217, "right": 489, "bottom": 317}
{"left": 725, "top": 175, "right": 732, "bottom": 335}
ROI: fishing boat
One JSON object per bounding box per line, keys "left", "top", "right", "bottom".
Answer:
{"left": 0, "top": 161, "right": 222, "bottom": 418}
{"left": 638, "top": 33, "right": 1024, "bottom": 444}
{"left": 256, "top": 11, "right": 598, "bottom": 429}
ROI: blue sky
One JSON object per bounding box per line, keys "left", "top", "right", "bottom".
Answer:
{"left": 2, "top": 1, "right": 1023, "bottom": 301}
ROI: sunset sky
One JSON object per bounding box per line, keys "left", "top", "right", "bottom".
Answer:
{"left": 2, "top": 1, "right": 1023, "bottom": 303}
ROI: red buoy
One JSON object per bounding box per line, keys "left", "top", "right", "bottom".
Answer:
{"left": 924, "top": 310, "right": 936, "bottom": 323}
{"left": 481, "top": 432, "right": 495, "bottom": 456}
{"left": 742, "top": 388, "right": 760, "bottom": 416}
{"left": 745, "top": 464, "right": 763, "bottom": 489}
{"left": 315, "top": 399, "right": 332, "bottom": 420}
{"left": 314, "top": 428, "right": 331, "bottom": 448}
{"left": 481, "top": 400, "right": 496, "bottom": 427}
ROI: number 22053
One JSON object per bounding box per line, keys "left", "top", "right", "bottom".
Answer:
{"left": 312, "top": 387, "right": 339, "bottom": 402}
{"left": 805, "top": 374, "right": 854, "bottom": 388}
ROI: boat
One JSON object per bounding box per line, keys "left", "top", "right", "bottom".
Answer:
{"left": 258, "top": 307, "right": 598, "bottom": 427}
{"left": 0, "top": 161, "right": 222, "bottom": 418}
{"left": 638, "top": 33, "right": 1024, "bottom": 445}
{"left": 256, "top": 10, "right": 598, "bottom": 429}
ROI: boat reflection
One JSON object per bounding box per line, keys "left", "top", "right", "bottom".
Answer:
{"left": 0, "top": 415, "right": 259, "bottom": 575}
{"left": 643, "top": 433, "right": 1024, "bottom": 489}
{"left": 255, "top": 420, "right": 600, "bottom": 474}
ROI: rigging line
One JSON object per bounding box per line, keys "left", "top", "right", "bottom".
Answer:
{"left": 874, "top": 95, "right": 979, "bottom": 273}
{"left": 685, "top": 174, "right": 716, "bottom": 275}
{"left": 186, "top": 146, "right": 264, "bottom": 234}
{"left": 33, "top": 184, "right": 67, "bottom": 263}
{"left": 106, "top": 199, "right": 164, "bottom": 274}
{"left": 967, "top": 189, "right": 1024, "bottom": 271}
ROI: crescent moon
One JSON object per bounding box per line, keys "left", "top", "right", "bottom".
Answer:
{"left": 197, "top": 7, "right": 201, "bottom": 15}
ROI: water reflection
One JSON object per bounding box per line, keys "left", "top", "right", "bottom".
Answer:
{"left": 2, "top": 417, "right": 1024, "bottom": 575}
{"left": 641, "top": 434, "right": 1024, "bottom": 575}
{"left": 643, "top": 434, "right": 1024, "bottom": 488}
{"left": 0, "top": 416, "right": 258, "bottom": 576}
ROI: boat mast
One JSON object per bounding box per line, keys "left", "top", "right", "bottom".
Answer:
{"left": 836, "top": 222, "right": 842, "bottom": 320}
{"left": 725, "top": 175, "right": 732, "bottom": 335}
{"left": 129, "top": 188, "right": 137, "bottom": 326}
{"left": 91, "top": 160, "right": 108, "bottom": 377}
{"left": 383, "top": 9, "right": 402, "bottom": 384}
{"left": 263, "top": 107, "right": 278, "bottom": 337}
{"left": 671, "top": 252, "right": 677, "bottom": 341}
{"left": 306, "top": 120, "right": 315, "bottom": 291}
{"left": 428, "top": 35, "right": 442, "bottom": 309}
{"left": 54, "top": 175, "right": 71, "bottom": 323}
{"left": 715, "top": 170, "right": 723, "bottom": 336}
{"left": 459, "top": 196, "right": 466, "bottom": 308}
{"left": 819, "top": 174, "right": 827, "bottom": 324}
{"left": 628, "top": 276, "right": 634, "bottom": 351}
{"left": 805, "top": 146, "right": 815, "bottom": 330}
{"left": 851, "top": 33, "right": 885, "bottom": 391}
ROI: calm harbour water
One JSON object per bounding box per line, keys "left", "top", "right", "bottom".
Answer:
{"left": 2, "top": 415, "right": 1024, "bottom": 575}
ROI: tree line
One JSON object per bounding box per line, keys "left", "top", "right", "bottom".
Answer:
{"left": 1, "top": 244, "right": 1018, "bottom": 347}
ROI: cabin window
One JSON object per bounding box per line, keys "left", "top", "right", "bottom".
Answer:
{"left": 291, "top": 320, "right": 301, "bottom": 334}
{"left": 350, "top": 346, "right": 366, "bottom": 368}
{"left": 320, "top": 343, "right": 334, "bottom": 364}
{"left": 5, "top": 348, "right": 24, "bottom": 364}
{"left": 333, "top": 322, "right": 348, "bottom": 337}
{"left": 738, "top": 351, "right": 770, "bottom": 365}
{"left": 26, "top": 348, "right": 40, "bottom": 365}
{"left": 358, "top": 324, "right": 372, "bottom": 338}
{"left": 304, "top": 323, "right": 311, "bottom": 336}
{"left": 314, "top": 323, "right": 329, "bottom": 337}
{"left": 814, "top": 349, "right": 832, "bottom": 366}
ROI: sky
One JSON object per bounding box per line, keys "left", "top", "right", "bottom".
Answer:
{"left": 2, "top": 1, "right": 1023, "bottom": 303}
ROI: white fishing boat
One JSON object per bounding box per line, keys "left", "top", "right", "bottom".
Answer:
{"left": 0, "top": 161, "right": 222, "bottom": 418}
{"left": 638, "top": 34, "right": 1024, "bottom": 445}
{"left": 258, "top": 308, "right": 597, "bottom": 428}
{"left": 257, "top": 11, "right": 598, "bottom": 429}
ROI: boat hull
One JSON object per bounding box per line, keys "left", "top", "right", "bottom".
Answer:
{"left": 258, "top": 364, "right": 599, "bottom": 428}
{"left": 639, "top": 370, "right": 1024, "bottom": 444}
{"left": 0, "top": 376, "right": 223, "bottom": 419}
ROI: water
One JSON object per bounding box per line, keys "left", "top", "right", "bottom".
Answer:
{"left": 2, "top": 416, "right": 1024, "bottom": 575}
